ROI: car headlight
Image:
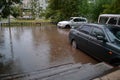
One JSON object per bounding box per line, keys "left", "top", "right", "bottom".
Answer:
{"left": 58, "top": 23, "right": 63, "bottom": 26}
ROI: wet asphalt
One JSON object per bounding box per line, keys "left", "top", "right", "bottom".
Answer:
{"left": 0, "top": 25, "right": 97, "bottom": 75}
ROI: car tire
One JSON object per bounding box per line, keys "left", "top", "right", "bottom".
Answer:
{"left": 65, "top": 25, "right": 70, "bottom": 28}
{"left": 110, "top": 59, "right": 120, "bottom": 66}
{"left": 72, "top": 40, "right": 77, "bottom": 49}
{"left": 112, "top": 62, "right": 120, "bottom": 67}
{"left": 58, "top": 26, "right": 61, "bottom": 28}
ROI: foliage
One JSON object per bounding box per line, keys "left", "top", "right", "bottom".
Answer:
{"left": 29, "top": 0, "right": 43, "bottom": 19}
{"left": 45, "top": 0, "right": 80, "bottom": 22}
{"left": 30, "top": 0, "right": 37, "bottom": 18}
{"left": 103, "top": 0, "right": 120, "bottom": 14}
{"left": 0, "top": 0, "right": 22, "bottom": 18}
{"left": 11, "top": 5, "right": 21, "bottom": 18}
{"left": 79, "top": 0, "right": 89, "bottom": 17}
{"left": 45, "top": 0, "right": 111, "bottom": 22}
{"left": 90, "top": 0, "right": 113, "bottom": 21}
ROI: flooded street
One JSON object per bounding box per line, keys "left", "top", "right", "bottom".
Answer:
{"left": 0, "top": 25, "right": 97, "bottom": 75}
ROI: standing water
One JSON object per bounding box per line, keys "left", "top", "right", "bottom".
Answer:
{"left": 0, "top": 24, "right": 97, "bottom": 75}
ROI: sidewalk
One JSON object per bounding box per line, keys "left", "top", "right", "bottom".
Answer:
{"left": 93, "top": 68, "right": 120, "bottom": 80}
{"left": 0, "top": 62, "right": 114, "bottom": 80}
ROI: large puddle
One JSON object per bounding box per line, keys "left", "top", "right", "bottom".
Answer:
{"left": 0, "top": 25, "right": 97, "bottom": 75}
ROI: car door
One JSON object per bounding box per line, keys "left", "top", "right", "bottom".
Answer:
{"left": 88, "top": 27, "right": 110, "bottom": 61}
{"left": 77, "top": 18, "right": 87, "bottom": 26}
{"left": 75, "top": 25, "right": 92, "bottom": 51}
{"left": 107, "top": 17, "right": 117, "bottom": 26}
{"left": 71, "top": 18, "right": 80, "bottom": 26}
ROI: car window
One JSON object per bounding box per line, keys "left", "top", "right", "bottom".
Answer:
{"left": 118, "top": 18, "right": 120, "bottom": 25}
{"left": 99, "top": 17, "right": 109, "bottom": 24}
{"left": 91, "top": 27, "right": 105, "bottom": 38}
{"left": 109, "top": 27, "right": 120, "bottom": 40}
{"left": 77, "top": 25, "right": 91, "bottom": 34}
{"left": 79, "top": 19, "right": 86, "bottom": 22}
{"left": 116, "top": 31, "right": 120, "bottom": 39}
{"left": 73, "top": 18, "right": 79, "bottom": 22}
{"left": 73, "top": 18, "right": 86, "bottom": 22}
{"left": 108, "top": 17, "right": 117, "bottom": 25}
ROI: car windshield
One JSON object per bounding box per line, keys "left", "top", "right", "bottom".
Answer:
{"left": 69, "top": 17, "right": 74, "bottom": 21}
{"left": 107, "top": 26, "right": 120, "bottom": 42}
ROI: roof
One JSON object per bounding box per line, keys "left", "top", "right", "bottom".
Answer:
{"left": 99, "top": 14, "right": 120, "bottom": 17}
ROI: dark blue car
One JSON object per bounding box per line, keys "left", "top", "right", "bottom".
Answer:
{"left": 69, "top": 23, "right": 120, "bottom": 66}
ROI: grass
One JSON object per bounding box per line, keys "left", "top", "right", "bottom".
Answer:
{"left": 1, "top": 19, "right": 54, "bottom": 27}
{"left": 11, "top": 19, "right": 51, "bottom": 23}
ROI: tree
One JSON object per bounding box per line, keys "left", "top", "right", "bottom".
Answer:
{"left": 91, "top": 0, "right": 114, "bottom": 21}
{"left": 29, "top": 0, "right": 43, "bottom": 19}
{"left": 90, "top": 0, "right": 113, "bottom": 21}
{"left": 79, "top": 0, "right": 89, "bottom": 17}
{"left": 103, "top": 0, "right": 120, "bottom": 14}
{"left": 30, "top": 0, "right": 37, "bottom": 19}
{"left": 45, "top": 0, "right": 80, "bottom": 22}
{"left": 0, "top": 0, "right": 22, "bottom": 18}
{"left": 45, "top": 0, "right": 118, "bottom": 22}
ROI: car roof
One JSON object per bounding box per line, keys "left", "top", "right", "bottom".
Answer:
{"left": 85, "top": 23, "right": 105, "bottom": 27}
{"left": 99, "top": 14, "right": 120, "bottom": 17}
{"left": 84, "top": 23, "right": 120, "bottom": 29}
{"left": 70, "top": 17, "right": 87, "bottom": 19}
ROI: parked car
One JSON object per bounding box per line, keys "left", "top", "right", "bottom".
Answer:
{"left": 57, "top": 17, "right": 87, "bottom": 28}
{"left": 98, "top": 14, "right": 120, "bottom": 27}
{"left": 69, "top": 23, "right": 120, "bottom": 66}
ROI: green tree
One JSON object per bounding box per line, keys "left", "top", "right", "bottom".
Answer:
{"left": 91, "top": 0, "right": 113, "bottom": 21}
{"left": 30, "top": 0, "right": 37, "bottom": 19}
{"left": 30, "top": 0, "right": 43, "bottom": 19}
{"left": 45, "top": 0, "right": 117, "bottom": 22}
{"left": 90, "top": 0, "right": 113, "bottom": 21}
{"left": 103, "top": 0, "right": 120, "bottom": 14}
{"left": 79, "top": 0, "right": 89, "bottom": 17}
{"left": 45, "top": 0, "right": 80, "bottom": 22}
{"left": 0, "top": 0, "right": 22, "bottom": 18}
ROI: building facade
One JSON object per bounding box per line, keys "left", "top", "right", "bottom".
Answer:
{"left": 22, "top": 0, "right": 48, "bottom": 10}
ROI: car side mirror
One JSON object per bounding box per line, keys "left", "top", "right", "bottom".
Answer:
{"left": 97, "top": 35, "right": 107, "bottom": 42}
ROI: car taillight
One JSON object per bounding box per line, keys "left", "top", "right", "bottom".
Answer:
{"left": 108, "top": 51, "right": 113, "bottom": 55}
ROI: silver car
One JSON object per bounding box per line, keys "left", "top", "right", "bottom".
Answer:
{"left": 57, "top": 17, "right": 88, "bottom": 28}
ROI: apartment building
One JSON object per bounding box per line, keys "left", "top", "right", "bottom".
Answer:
{"left": 22, "top": 0, "right": 48, "bottom": 10}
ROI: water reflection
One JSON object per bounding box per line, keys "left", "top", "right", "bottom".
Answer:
{"left": 0, "top": 25, "right": 97, "bottom": 76}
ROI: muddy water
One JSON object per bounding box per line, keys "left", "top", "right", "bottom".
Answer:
{"left": 0, "top": 25, "right": 97, "bottom": 75}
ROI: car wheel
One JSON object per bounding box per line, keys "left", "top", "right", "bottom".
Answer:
{"left": 112, "top": 62, "right": 120, "bottom": 67}
{"left": 110, "top": 59, "right": 120, "bottom": 66}
{"left": 58, "top": 26, "right": 61, "bottom": 28}
{"left": 72, "top": 40, "right": 77, "bottom": 49}
{"left": 65, "top": 25, "right": 70, "bottom": 28}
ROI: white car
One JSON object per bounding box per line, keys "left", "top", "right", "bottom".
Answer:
{"left": 98, "top": 14, "right": 120, "bottom": 27}
{"left": 57, "top": 17, "right": 88, "bottom": 28}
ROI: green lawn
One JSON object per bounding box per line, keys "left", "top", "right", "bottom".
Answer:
{"left": 12, "top": 19, "right": 51, "bottom": 23}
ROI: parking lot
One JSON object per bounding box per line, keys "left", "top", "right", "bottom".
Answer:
{"left": 0, "top": 25, "right": 97, "bottom": 75}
